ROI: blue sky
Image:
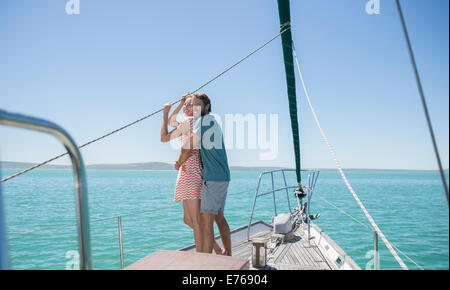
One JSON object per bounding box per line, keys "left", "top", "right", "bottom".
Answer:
{"left": 0, "top": 0, "right": 448, "bottom": 170}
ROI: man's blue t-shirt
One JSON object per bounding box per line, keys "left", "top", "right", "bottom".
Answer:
{"left": 193, "top": 114, "right": 230, "bottom": 182}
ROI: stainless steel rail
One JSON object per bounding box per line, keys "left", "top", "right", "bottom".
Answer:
{"left": 6, "top": 188, "right": 252, "bottom": 269}
{"left": 306, "top": 170, "right": 320, "bottom": 240}
{"left": 0, "top": 169, "right": 7, "bottom": 269}
{"left": 0, "top": 109, "right": 92, "bottom": 270}
{"left": 247, "top": 169, "right": 319, "bottom": 240}
{"left": 374, "top": 231, "right": 379, "bottom": 270}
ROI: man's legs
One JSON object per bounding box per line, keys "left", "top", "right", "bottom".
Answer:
{"left": 200, "top": 181, "right": 230, "bottom": 254}
{"left": 200, "top": 212, "right": 216, "bottom": 253}
{"left": 215, "top": 210, "right": 231, "bottom": 256}
{"left": 200, "top": 211, "right": 232, "bottom": 255}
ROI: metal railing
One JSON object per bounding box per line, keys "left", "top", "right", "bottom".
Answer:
{"left": 0, "top": 166, "right": 7, "bottom": 269}
{"left": 314, "top": 190, "right": 380, "bottom": 269}
{"left": 305, "top": 170, "right": 320, "bottom": 240}
{"left": 0, "top": 109, "right": 92, "bottom": 270}
{"left": 1, "top": 160, "right": 423, "bottom": 270}
{"left": 247, "top": 169, "right": 320, "bottom": 240}
{"left": 314, "top": 191, "right": 426, "bottom": 270}
{"left": 244, "top": 168, "right": 397, "bottom": 270}
{"left": 6, "top": 201, "right": 185, "bottom": 269}
{"left": 5, "top": 187, "right": 254, "bottom": 269}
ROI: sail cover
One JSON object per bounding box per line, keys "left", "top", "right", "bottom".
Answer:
{"left": 277, "top": 0, "right": 302, "bottom": 184}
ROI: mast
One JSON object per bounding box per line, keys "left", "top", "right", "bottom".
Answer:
{"left": 277, "top": 0, "right": 302, "bottom": 185}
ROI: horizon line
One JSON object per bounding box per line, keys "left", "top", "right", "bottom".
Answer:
{"left": 1, "top": 160, "right": 448, "bottom": 172}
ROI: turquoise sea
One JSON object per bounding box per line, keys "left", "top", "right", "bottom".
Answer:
{"left": 1, "top": 168, "right": 448, "bottom": 270}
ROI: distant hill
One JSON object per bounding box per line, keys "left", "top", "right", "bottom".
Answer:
{"left": 0, "top": 161, "right": 286, "bottom": 172}
{"left": 1, "top": 161, "right": 446, "bottom": 172}
{"left": 0, "top": 161, "right": 173, "bottom": 170}
{"left": 86, "top": 162, "right": 174, "bottom": 170}
{"left": 0, "top": 161, "right": 70, "bottom": 170}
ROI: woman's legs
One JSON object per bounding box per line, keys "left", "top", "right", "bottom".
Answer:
{"left": 183, "top": 199, "right": 224, "bottom": 254}
{"left": 183, "top": 199, "right": 202, "bottom": 252}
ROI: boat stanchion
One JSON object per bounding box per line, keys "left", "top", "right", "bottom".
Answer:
{"left": 307, "top": 188, "right": 311, "bottom": 241}
{"left": 118, "top": 215, "right": 124, "bottom": 269}
{"left": 0, "top": 170, "right": 8, "bottom": 270}
{"left": 374, "top": 231, "right": 379, "bottom": 270}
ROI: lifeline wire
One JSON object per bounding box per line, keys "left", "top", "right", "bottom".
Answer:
{"left": 1, "top": 24, "right": 291, "bottom": 183}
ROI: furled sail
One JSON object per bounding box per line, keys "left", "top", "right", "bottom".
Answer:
{"left": 277, "top": 0, "right": 302, "bottom": 184}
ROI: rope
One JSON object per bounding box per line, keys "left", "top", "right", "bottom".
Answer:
{"left": 292, "top": 42, "right": 409, "bottom": 270}
{"left": 95, "top": 214, "right": 254, "bottom": 267}
{"left": 314, "top": 192, "right": 373, "bottom": 231}
{"left": 1, "top": 24, "right": 291, "bottom": 184}
{"left": 7, "top": 203, "right": 182, "bottom": 238}
{"left": 7, "top": 188, "right": 253, "bottom": 237}
{"left": 315, "top": 191, "right": 424, "bottom": 270}
{"left": 392, "top": 244, "right": 424, "bottom": 270}
{"left": 7, "top": 180, "right": 424, "bottom": 269}
{"left": 395, "top": 0, "right": 449, "bottom": 206}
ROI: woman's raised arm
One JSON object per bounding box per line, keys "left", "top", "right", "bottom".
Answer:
{"left": 168, "top": 101, "right": 184, "bottom": 128}
{"left": 161, "top": 104, "right": 190, "bottom": 143}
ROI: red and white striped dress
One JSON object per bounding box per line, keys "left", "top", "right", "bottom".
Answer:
{"left": 174, "top": 117, "right": 203, "bottom": 202}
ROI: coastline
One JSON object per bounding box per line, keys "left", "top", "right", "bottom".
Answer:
{"left": 1, "top": 161, "right": 448, "bottom": 172}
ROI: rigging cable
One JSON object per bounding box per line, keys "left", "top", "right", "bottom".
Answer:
{"left": 292, "top": 42, "right": 409, "bottom": 270}
{"left": 395, "top": 0, "right": 449, "bottom": 206}
{"left": 315, "top": 191, "right": 424, "bottom": 270}
{"left": 1, "top": 23, "right": 291, "bottom": 183}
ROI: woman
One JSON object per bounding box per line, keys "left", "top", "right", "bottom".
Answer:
{"left": 160, "top": 94, "right": 223, "bottom": 254}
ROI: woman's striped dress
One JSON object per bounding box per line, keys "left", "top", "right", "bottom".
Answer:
{"left": 174, "top": 117, "right": 203, "bottom": 202}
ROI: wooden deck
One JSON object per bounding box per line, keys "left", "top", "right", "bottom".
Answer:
{"left": 124, "top": 250, "right": 249, "bottom": 270}
{"left": 180, "top": 221, "right": 335, "bottom": 270}
{"left": 231, "top": 225, "right": 332, "bottom": 270}
{"left": 125, "top": 220, "right": 359, "bottom": 270}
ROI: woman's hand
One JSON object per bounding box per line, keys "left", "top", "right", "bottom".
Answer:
{"left": 181, "top": 93, "right": 191, "bottom": 103}
{"left": 174, "top": 160, "right": 181, "bottom": 170}
{"left": 163, "top": 103, "right": 172, "bottom": 114}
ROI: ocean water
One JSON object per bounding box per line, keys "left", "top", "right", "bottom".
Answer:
{"left": 0, "top": 168, "right": 448, "bottom": 270}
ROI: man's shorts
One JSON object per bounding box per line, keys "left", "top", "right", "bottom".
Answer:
{"left": 200, "top": 181, "right": 229, "bottom": 215}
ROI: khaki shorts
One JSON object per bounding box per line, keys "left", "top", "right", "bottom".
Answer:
{"left": 200, "top": 181, "right": 229, "bottom": 215}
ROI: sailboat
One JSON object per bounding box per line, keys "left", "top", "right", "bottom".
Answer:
{"left": 0, "top": 0, "right": 447, "bottom": 270}
{"left": 124, "top": 0, "right": 361, "bottom": 270}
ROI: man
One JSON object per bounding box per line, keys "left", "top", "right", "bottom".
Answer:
{"left": 191, "top": 92, "right": 232, "bottom": 256}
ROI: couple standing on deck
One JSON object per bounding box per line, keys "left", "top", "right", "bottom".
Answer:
{"left": 160, "top": 93, "right": 232, "bottom": 255}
